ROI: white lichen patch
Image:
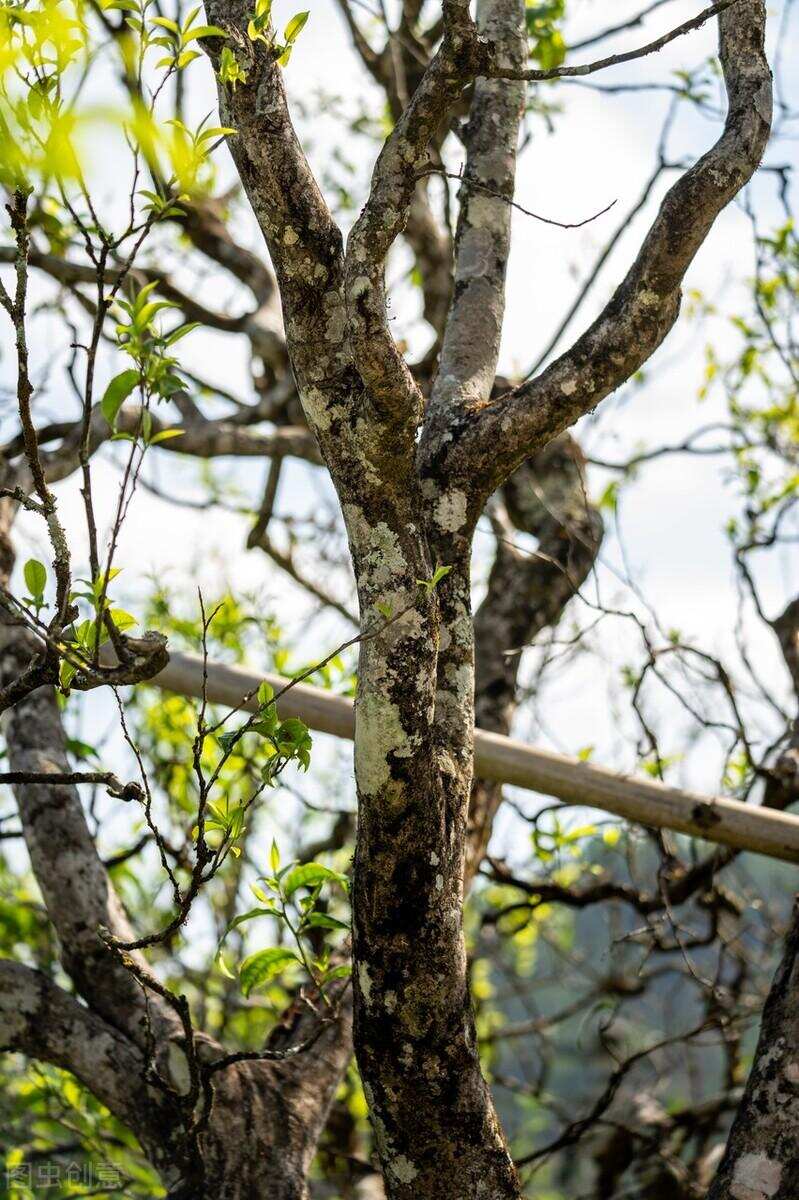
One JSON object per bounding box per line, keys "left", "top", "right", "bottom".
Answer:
{"left": 434, "top": 489, "right": 468, "bottom": 533}
{"left": 560, "top": 377, "right": 577, "bottom": 397}
{"left": 355, "top": 693, "right": 417, "bottom": 798}
{"left": 447, "top": 662, "right": 473, "bottom": 706}
{"left": 731, "top": 1153, "right": 782, "bottom": 1200}
{"left": 324, "top": 301, "right": 347, "bottom": 346}
{"left": 384, "top": 990, "right": 397, "bottom": 1013}
{"left": 358, "top": 963, "right": 374, "bottom": 1008}
{"left": 456, "top": 226, "right": 494, "bottom": 280}
{"left": 343, "top": 507, "right": 408, "bottom": 589}
{"left": 435, "top": 747, "right": 460, "bottom": 779}
{"left": 282, "top": 226, "right": 299, "bottom": 245}
{"left": 167, "top": 1042, "right": 192, "bottom": 1096}
{"left": 755, "top": 79, "right": 773, "bottom": 123}
{"left": 429, "top": 851, "right": 440, "bottom": 866}
{"left": 434, "top": 687, "right": 466, "bottom": 738}
{"left": 369, "top": 592, "right": 425, "bottom": 645}
{"left": 390, "top": 1155, "right": 419, "bottom": 1184}
{"left": 466, "top": 193, "right": 509, "bottom": 235}
{"left": 349, "top": 275, "right": 371, "bottom": 301}
{"left": 637, "top": 287, "right": 661, "bottom": 309}
{"left": 449, "top": 609, "right": 474, "bottom": 649}
{"left": 301, "top": 384, "right": 334, "bottom": 432}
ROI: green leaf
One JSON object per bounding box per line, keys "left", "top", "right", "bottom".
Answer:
{"left": 59, "top": 660, "right": 78, "bottom": 691}
{"left": 101, "top": 369, "right": 140, "bottom": 425}
{"left": 305, "top": 912, "right": 349, "bottom": 931}
{"left": 277, "top": 717, "right": 309, "bottom": 745}
{"left": 283, "top": 10, "right": 308, "bottom": 42}
{"left": 239, "top": 947, "right": 300, "bottom": 996}
{"left": 323, "top": 963, "right": 352, "bottom": 982}
{"left": 217, "top": 729, "right": 240, "bottom": 753}
{"left": 196, "top": 126, "right": 237, "bottom": 143}
{"left": 218, "top": 46, "right": 248, "bottom": 87}
{"left": 258, "top": 680, "right": 275, "bottom": 708}
{"left": 109, "top": 608, "right": 137, "bottom": 633}
{"left": 598, "top": 480, "right": 619, "bottom": 513}
{"left": 156, "top": 374, "right": 185, "bottom": 398}
{"left": 416, "top": 563, "right": 452, "bottom": 591}
{"left": 23, "top": 558, "right": 47, "bottom": 598}
{"left": 184, "top": 24, "right": 227, "bottom": 40}
{"left": 164, "top": 321, "right": 201, "bottom": 346}
{"left": 284, "top": 863, "right": 349, "bottom": 897}
{"left": 181, "top": 3, "right": 202, "bottom": 30}
{"left": 217, "top": 953, "right": 235, "bottom": 979}
{"left": 149, "top": 429, "right": 185, "bottom": 445}
{"left": 270, "top": 838, "right": 281, "bottom": 873}
{"left": 65, "top": 737, "right": 99, "bottom": 762}
{"left": 136, "top": 299, "right": 176, "bottom": 327}
{"left": 228, "top": 906, "right": 273, "bottom": 931}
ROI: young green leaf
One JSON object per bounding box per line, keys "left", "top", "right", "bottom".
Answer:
{"left": 185, "top": 23, "right": 227, "bottom": 41}
{"left": 109, "top": 608, "right": 137, "bottom": 634}
{"left": 305, "top": 912, "right": 349, "bottom": 931}
{"left": 283, "top": 862, "right": 349, "bottom": 898}
{"left": 323, "top": 963, "right": 353, "bottom": 982}
{"left": 101, "top": 369, "right": 140, "bottom": 425}
{"left": 149, "top": 429, "right": 185, "bottom": 445}
{"left": 239, "top": 946, "right": 300, "bottom": 996}
{"left": 228, "top": 906, "right": 274, "bottom": 931}
{"left": 23, "top": 558, "right": 47, "bottom": 598}
{"left": 416, "top": 563, "right": 453, "bottom": 592}
{"left": 283, "top": 11, "right": 308, "bottom": 42}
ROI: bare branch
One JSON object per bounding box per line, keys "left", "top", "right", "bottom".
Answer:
{"left": 434, "top": 0, "right": 771, "bottom": 513}
{"left": 494, "top": 0, "right": 740, "bottom": 82}
{"left": 0, "top": 959, "right": 161, "bottom": 1137}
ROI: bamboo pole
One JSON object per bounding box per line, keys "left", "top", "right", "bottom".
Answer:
{"left": 149, "top": 651, "right": 799, "bottom": 866}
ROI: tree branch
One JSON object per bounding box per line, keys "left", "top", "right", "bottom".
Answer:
{"left": 425, "top": 0, "right": 526, "bottom": 454}
{"left": 494, "top": 0, "right": 740, "bottom": 82}
{"left": 0, "top": 626, "right": 182, "bottom": 1050}
{"left": 343, "top": 2, "right": 487, "bottom": 425}
{"left": 428, "top": 0, "right": 772, "bottom": 515}
{"left": 0, "top": 958, "right": 164, "bottom": 1140}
